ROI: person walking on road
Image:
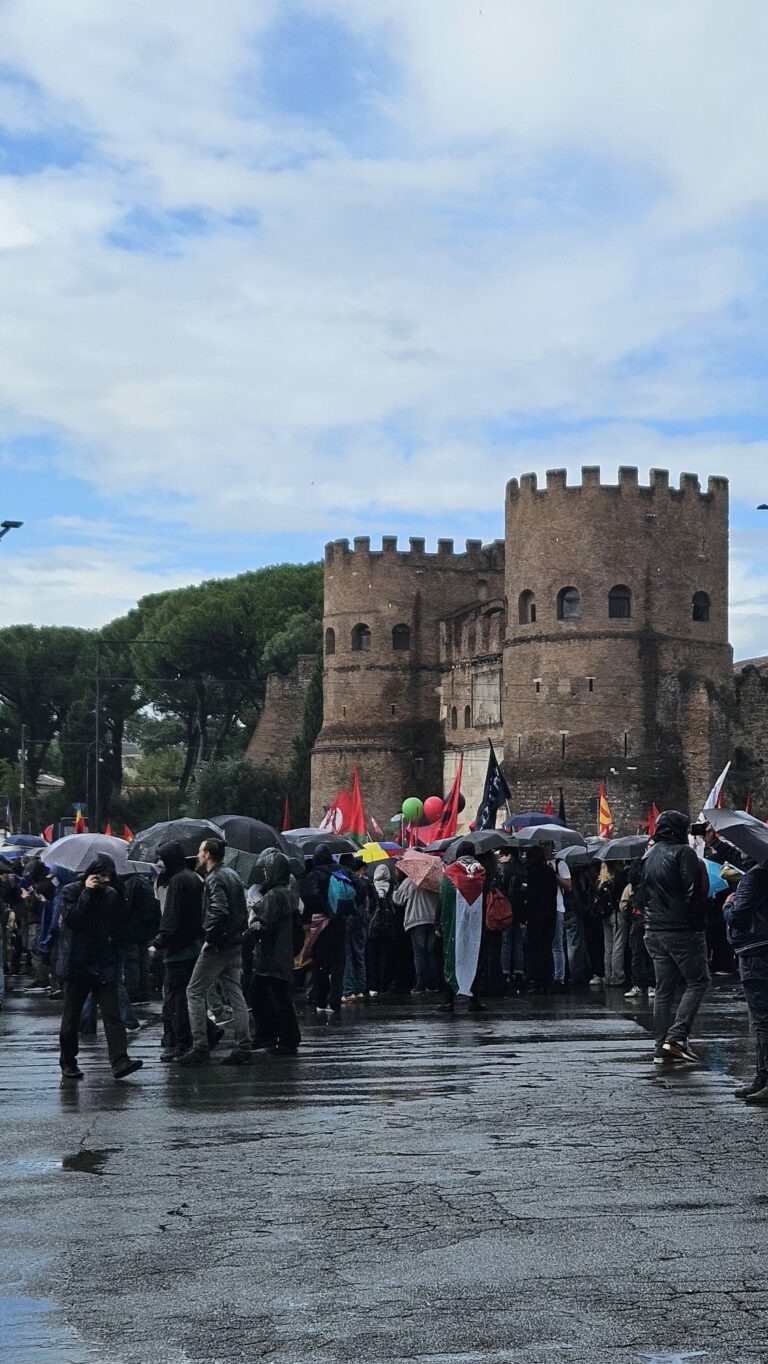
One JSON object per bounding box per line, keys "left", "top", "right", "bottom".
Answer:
{"left": 151, "top": 841, "right": 223, "bottom": 1062}
{"left": 57, "top": 855, "right": 143, "bottom": 1082}
{"left": 179, "top": 838, "right": 252, "bottom": 1067}
{"left": 724, "top": 862, "right": 768, "bottom": 1103}
{"left": 248, "top": 848, "right": 302, "bottom": 1054}
{"left": 642, "top": 810, "right": 710, "bottom": 1065}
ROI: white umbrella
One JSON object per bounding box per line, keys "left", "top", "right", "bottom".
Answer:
{"left": 44, "top": 833, "right": 152, "bottom": 876}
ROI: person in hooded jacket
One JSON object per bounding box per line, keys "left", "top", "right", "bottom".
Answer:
{"left": 248, "top": 848, "right": 302, "bottom": 1053}
{"left": 642, "top": 809, "right": 710, "bottom": 1065}
{"left": 57, "top": 854, "right": 143, "bottom": 1081}
{"left": 151, "top": 841, "right": 223, "bottom": 1061}
{"left": 723, "top": 861, "right": 768, "bottom": 1102}
{"left": 304, "top": 844, "right": 346, "bottom": 1015}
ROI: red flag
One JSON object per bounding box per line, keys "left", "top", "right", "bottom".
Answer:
{"left": 745, "top": 793, "right": 753, "bottom": 814}
{"left": 104, "top": 822, "right": 113, "bottom": 837}
{"left": 542, "top": 797, "right": 555, "bottom": 816}
{"left": 282, "top": 795, "right": 291, "bottom": 832}
{"left": 369, "top": 815, "right": 383, "bottom": 837}
{"left": 42, "top": 824, "right": 54, "bottom": 844}
{"left": 421, "top": 754, "right": 464, "bottom": 845}
{"left": 647, "top": 803, "right": 660, "bottom": 837}
{"left": 597, "top": 782, "right": 614, "bottom": 838}
{"left": 319, "top": 768, "right": 367, "bottom": 842}
{"left": 123, "top": 824, "right": 134, "bottom": 842}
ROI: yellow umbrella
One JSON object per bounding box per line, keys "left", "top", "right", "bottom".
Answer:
{"left": 357, "top": 841, "right": 399, "bottom": 863}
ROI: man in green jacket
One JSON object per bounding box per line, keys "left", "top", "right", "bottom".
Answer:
{"left": 179, "top": 838, "right": 252, "bottom": 1067}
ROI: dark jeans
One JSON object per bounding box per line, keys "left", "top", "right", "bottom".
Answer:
{"left": 527, "top": 909, "right": 557, "bottom": 989}
{"left": 60, "top": 978, "right": 129, "bottom": 1071}
{"left": 630, "top": 917, "right": 654, "bottom": 988}
{"left": 739, "top": 949, "right": 768, "bottom": 1082}
{"left": 645, "top": 930, "right": 710, "bottom": 1052}
{"left": 409, "top": 924, "right": 439, "bottom": 990}
{"left": 312, "top": 917, "right": 346, "bottom": 1009}
{"left": 124, "top": 942, "right": 151, "bottom": 1001}
{"left": 250, "top": 975, "right": 301, "bottom": 1050}
{"left": 79, "top": 983, "right": 138, "bottom": 1033}
{"left": 564, "top": 910, "right": 591, "bottom": 985}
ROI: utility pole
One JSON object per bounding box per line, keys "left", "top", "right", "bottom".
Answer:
{"left": 19, "top": 723, "right": 27, "bottom": 834}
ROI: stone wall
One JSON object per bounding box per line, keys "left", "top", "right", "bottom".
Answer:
{"left": 246, "top": 654, "right": 318, "bottom": 776}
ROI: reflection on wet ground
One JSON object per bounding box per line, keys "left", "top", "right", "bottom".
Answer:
{"left": 0, "top": 982, "right": 765, "bottom": 1364}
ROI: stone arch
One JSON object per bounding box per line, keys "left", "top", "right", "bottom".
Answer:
{"left": 518, "top": 589, "right": 536, "bottom": 624}
{"left": 325, "top": 626, "right": 336, "bottom": 655}
{"left": 557, "top": 586, "right": 582, "bottom": 620}
{"left": 608, "top": 584, "right": 631, "bottom": 619}
{"left": 351, "top": 622, "right": 372, "bottom": 651}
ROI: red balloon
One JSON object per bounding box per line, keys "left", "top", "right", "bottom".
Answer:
{"left": 423, "top": 796, "right": 444, "bottom": 822}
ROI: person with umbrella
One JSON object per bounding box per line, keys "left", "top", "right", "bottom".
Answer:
{"left": 642, "top": 810, "right": 710, "bottom": 1065}
{"left": 247, "top": 848, "right": 302, "bottom": 1054}
{"left": 393, "top": 856, "right": 441, "bottom": 994}
{"left": 57, "top": 854, "right": 144, "bottom": 1082}
{"left": 723, "top": 860, "right": 768, "bottom": 1102}
{"left": 179, "top": 838, "right": 252, "bottom": 1067}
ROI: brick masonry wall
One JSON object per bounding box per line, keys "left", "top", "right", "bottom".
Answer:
{"left": 246, "top": 654, "right": 318, "bottom": 776}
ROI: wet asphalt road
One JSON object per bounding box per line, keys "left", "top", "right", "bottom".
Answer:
{"left": 1, "top": 982, "right": 768, "bottom": 1364}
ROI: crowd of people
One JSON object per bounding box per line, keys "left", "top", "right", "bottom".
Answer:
{"left": 1, "top": 811, "right": 766, "bottom": 1101}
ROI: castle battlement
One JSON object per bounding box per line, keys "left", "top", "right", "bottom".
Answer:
{"left": 507, "top": 466, "right": 729, "bottom": 503}
{"left": 324, "top": 535, "right": 505, "bottom": 571}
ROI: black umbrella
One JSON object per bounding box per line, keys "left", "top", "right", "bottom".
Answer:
{"left": 282, "top": 828, "right": 357, "bottom": 856}
{"left": 443, "top": 830, "right": 517, "bottom": 862}
{"left": 559, "top": 844, "right": 592, "bottom": 868}
{"left": 1, "top": 833, "right": 46, "bottom": 849}
{"left": 223, "top": 845, "right": 304, "bottom": 884}
{"left": 593, "top": 835, "right": 649, "bottom": 863}
{"left": 212, "top": 815, "right": 285, "bottom": 855}
{"left": 704, "top": 807, "right": 768, "bottom": 865}
{"left": 127, "top": 818, "right": 225, "bottom": 863}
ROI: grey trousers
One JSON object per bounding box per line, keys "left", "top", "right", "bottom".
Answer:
{"left": 603, "top": 910, "right": 629, "bottom": 985}
{"left": 645, "top": 930, "right": 710, "bottom": 1052}
{"left": 186, "top": 945, "right": 250, "bottom": 1052}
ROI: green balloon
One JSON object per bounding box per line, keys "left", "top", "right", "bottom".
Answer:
{"left": 402, "top": 797, "right": 424, "bottom": 824}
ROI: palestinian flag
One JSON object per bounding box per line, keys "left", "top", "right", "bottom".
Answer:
{"left": 439, "top": 858, "right": 485, "bottom": 996}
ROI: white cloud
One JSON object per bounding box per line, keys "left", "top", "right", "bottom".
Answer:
{"left": 0, "top": 1, "right": 768, "bottom": 645}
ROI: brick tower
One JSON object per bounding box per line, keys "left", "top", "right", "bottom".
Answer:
{"left": 502, "top": 467, "right": 733, "bottom": 828}
{"left": 311, "top": 535, "right": 504, "bottom": 825}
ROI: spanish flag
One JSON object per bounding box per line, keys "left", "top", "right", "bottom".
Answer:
{"left": 597, "top": 782, "right": 614, "bottom": 838}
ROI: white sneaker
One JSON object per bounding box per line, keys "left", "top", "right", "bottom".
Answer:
{"left": 647, "top": 988, "right": 656, "bottom": 999}
{"left": 624, "top": 986, "right": 642, "bottom": 999}
{"left": 588, "top": 976, "right": 603, "bottom": 987}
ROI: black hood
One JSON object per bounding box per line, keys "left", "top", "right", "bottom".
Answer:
{"left": 254, "top": 848, "right": 291, "bottom": 890}
{"left": 157, "top": 840, "right": 187, "bottom": 877}
{"left": 83, "top": 854, "right": 116, "bottom": 881}
{"left": 311, "top": 844, "right": 334, "bottom": 869}
{"left": 654, "top": 811, "right": 690, "bottom": 845}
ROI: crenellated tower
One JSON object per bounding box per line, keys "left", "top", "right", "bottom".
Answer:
{"left": 503, "top": 466, "right": 733, "bottom": 826}
{"left": 311, "top": 535, "right": 505, "bottom": 823}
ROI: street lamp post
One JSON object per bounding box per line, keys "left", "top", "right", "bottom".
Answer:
{"left": 0, "top": 519, "right": 23, "bottom": 542}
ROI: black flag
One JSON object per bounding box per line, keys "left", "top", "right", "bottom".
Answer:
{"left": 558, "top": 787, "right": 567, "bottom": 826}
{"left": 475, "top": 740, "right": 511, "bottom": 831}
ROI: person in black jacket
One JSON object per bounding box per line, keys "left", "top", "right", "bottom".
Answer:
{"left": 151, "top": 841, "right": 223, "bottom": 1062}
{"left": 305, "top": 844, "right": 346, "bottom": 1016}
{"left": 524, "top": 846, "right": 558, "bottom": 993}
{"left": 58, "top": 854, "right": 143, "bottom": 1082}
{"left": 248, "top": 848, "right": 301, "bottom": 1053}
{"left": 723, "top": 864, "right": 768, "bottom": 1102}
{"left": 642, "top": 810, "right": 710, "bottom": 1065}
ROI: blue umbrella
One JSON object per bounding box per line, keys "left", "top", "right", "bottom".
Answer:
{"left": 504, "top": 812, "right": 566, "bottom": 831}
{"left": 705, "top": 859, "right": 734, "bottom": 896}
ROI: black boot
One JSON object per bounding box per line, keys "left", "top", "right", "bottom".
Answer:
{"left": 735, "top": 1075, "right": 766, "bottom": 1100}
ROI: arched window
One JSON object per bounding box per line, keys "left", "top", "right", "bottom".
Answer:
{"left": 692, "top": 591, "right": 710, "bottom": 623}
{"left": 518, "top": 590, "right": 536, "bottom": 624}
{"left": 557, "top": 586, "right": 582, "bottom": 620}
{"left": 325, "top": 627, "right": 336, "bottom": 656}
{"left": 608, "top": 584, "right": 631, "bottom": 619}
{"left": 351, "top": 622, "right": 372, "bottom": 652}
{"left": 477, "top": 579, "right": 489, "bottom": 603}
{"left": 392, "top": 623, "right": 411, "bottom": 651}
{"left": 450, "top": 706, "right": 458, "bottom": 731}
{"left": 464, "top": 705, "right": 471, "bottom": 728}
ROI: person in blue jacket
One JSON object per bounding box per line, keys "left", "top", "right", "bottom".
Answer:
{"left": 723, "top": 861, "right": 768, "bottom": 1103}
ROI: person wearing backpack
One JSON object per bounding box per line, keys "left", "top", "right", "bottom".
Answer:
{"left": 340, "top": 855, "right": 369, "bottom": 1002}
{"left": 248, "top": 848, "right": 302, "bottom": 1054}
{"left": 306, "top": 844, "right": 347, "bottom": 1016}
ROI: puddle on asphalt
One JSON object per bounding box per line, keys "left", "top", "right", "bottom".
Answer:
{"left": 0, "top": 1294, "right": 97, "bottom": 1363}
{"left": 0, "top": 1156, "right": 61, "bottom": 1179}
{"left": 61, "top": 1147, "right": 119, "bottom": 1175}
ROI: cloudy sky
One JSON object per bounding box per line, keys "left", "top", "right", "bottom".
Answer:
{"left": 1, "top": 0, "right": 768, "bottom": 657}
